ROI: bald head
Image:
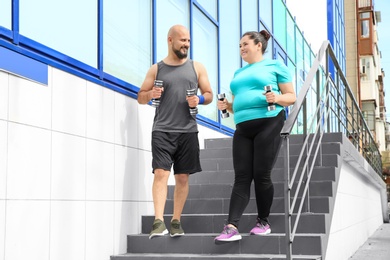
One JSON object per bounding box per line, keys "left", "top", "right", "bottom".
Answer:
{"left": 167, "top": 24, "right": 190, "bottom": 60}
{"left": 168, "top": 24, "right": 189, "bottom": 38}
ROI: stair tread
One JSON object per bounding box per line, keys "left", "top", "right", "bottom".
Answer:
{"left": 112, "top": 252, "right": 322, "bottom": 259}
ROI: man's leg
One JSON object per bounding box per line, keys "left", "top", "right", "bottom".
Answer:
{"left": 149, "top": 168, "right": 171, "bottom": 239}
{"left": 172, "top": 173, "right": 189, "bottom": 221}
{"left": 152, "top": 168, "right": 171, "bottom": 221}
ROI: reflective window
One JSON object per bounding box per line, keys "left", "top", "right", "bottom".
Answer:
{"left": 219, "top": 0, "right": 240, "bottom": 129}
{"left": 241, "top": 0, "right": 258, "bottom": 33}
{"left": 260, "top": 23, "right": 273, "bottom": 61}
{"left": 295, "top": 29, "right": 304, "bottom": 92}
{"left": 19, "top": 0, "right": 97, "bottom": 67}
{"left": 156, "top": 0, "right": 189, "bottom": 63}
{"left": 104, "top": 0, "right": 151, "bottom": 87}
{"left": 259, "top": 0, "right": 272, "bottom": 31}
{"left": 193, "top": 6, "right": 218, "bottom": 122}
{"left": 0, "top": 0, "right": 11, "bottom": 29}
{"left": 196, "top": 0, "right": 217, "bottom": 20}
{"left": 361, "top": 20, "right": 370, "bottom": 38}
{"left": 273, "top": 0, "right": 286, "bottom": 50}
{"left": 286, "top": 12, "right": 296, "bottom": 62}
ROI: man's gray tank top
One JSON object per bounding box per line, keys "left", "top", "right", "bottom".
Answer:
{"left": 152, "top": 59, "right": 199, "bottom": 133}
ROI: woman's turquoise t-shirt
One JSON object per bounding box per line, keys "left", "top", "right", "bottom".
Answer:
{"left": 230, "top": 59, "right": 292, "bottom": 125}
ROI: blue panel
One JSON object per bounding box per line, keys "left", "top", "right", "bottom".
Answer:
{"left": 0, "top": 46, "right": 48, "bottom": 85}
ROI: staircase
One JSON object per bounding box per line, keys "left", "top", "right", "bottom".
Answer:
{"left": 111, "top": 134, "right": 343, "bottom": 260}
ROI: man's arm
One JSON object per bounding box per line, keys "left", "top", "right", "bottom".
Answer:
{"left": 194, "top": 61, "right": 213, "bottom": 105}
{"left": 137, "top": 64, "right": 161, "bottom": 104}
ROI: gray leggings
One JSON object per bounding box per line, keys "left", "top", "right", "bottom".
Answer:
{"left": 227, "top": 110, "right": 285, "bottom": 227}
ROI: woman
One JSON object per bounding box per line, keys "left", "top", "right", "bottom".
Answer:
{"left": 215, "top": 30, "right": 296, "bottom": 242}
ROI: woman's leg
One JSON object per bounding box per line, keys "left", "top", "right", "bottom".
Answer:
{"left": 227, "top": 126, "right": 254, "bottom": 228}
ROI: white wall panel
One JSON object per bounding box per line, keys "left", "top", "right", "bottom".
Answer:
{"left": 0, "top": 121, "right": 6, "bottom": 199}
{"left": 86, "top": 201, "right": 114, "bottom": 260}
{"left": 114, "top": 92, "right": 139, "bottom": 148}
{"left": 325, "top": 162, "right": 383, "bottom": 260}
{"left": 5, "top": 200, "right": 50, "bottom": 260}
{"left": 8, "top": 74, "right": 51, "bottom": 129}
{"left": 50, "top": 201, "right": 85, "bottom": 260}
{"left": 51, "top": 132, "right": 86, "bottom": 200}
{"left": 114, "top": 145, "right": 139, "bottom": 201}
{"left": 7, "top": 123, "right": 51, "bottom": 199}
{"left": 86, "top": 81, "right": 115, "bottom": 143}
{"left": 137, "top": 104, "right": 154, "bottom": 151}
{"left": 0, "top": 200, "right": 5, "bottom": 259}
{"left": 114, "top": 201, "right": 140, "bottom": 254}
{"left": 0, "top": 71, "right": 8, "bottom": 120}
{"left": 52, "top": 68, "right": 86, "bottom": 137}
{"left": 86, "top": 139, "right": 115, "bottom": 200}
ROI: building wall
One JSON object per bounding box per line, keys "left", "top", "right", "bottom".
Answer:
{"left": 344, "top": 0, "right": 359, "bottom": 101}
{"left": 0, "top": 68, "right": 227, "bottom": 260}
{"left": 325, "top": 162, "right": 384, "bottom": 260}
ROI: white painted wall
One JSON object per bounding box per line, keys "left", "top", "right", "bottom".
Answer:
{"left": 325, "top": 162, "right": 384, "bottom": 260}
{"left": 0, "top": 68, "right": 228, "bottom": 260}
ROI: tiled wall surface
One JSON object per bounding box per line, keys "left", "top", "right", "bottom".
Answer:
{"left": 0, "top": 68, "right": 227, "bottom": 260}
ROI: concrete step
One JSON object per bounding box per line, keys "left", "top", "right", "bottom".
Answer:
{"left": 200, "top": 142, "right": 342, "bottom": 159}
{"left": 163, "top": 195, "right": 331, "bottom": 215}
{"left": 168, "top": 181, "right": 335, "bottom": 200}
{"left": 190, "top": 166, "right": 337, "bottom": 185}
{"left": 111, "top": 253, "right": 322, "bottom": 259}
{"left": 141, "top": 213, "right": 328, "bottom": 234}
{"left": 200, "top": 154, "right": 340, "bottom": 172}
{"left": 124, "top": 233, "right": 324, "bottom": 256}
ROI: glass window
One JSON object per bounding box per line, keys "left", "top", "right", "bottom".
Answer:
{"left": 156, "top": 0, "right": 189, "bottom": 63}
{"left": 19, "top": 0, "right": 97, "bottom": 67}
{"left": 241, "top": 0, "right": 258, "bottom": 33}
{"left": 219, "top": 0, "right": 240, "bottom": 129}
{"left": 104, "top": 0, "right": 151, "bottom": 87}
{"left": 195, "top": 0, "right": 217, "bottom": 20}
{"left": 361, "top": 20, "right": 370, "bottom": 38}
{"left": 259, "top": 0, "right": 272, "bottom": 31}
{"left": 193, "top": 6, "right": 218, "bottom": 122}
{"left": 0, "top": 0, "right": 12, "bottom": 29}
{"left": 273, "top": 0, "right": 286, "bottom": 50}
{"left": 295, "top": 29, "right": 304, "bottom": 92}
{"left": 260, "top": 23, "right": 273, "bottom": 61}
{"left": 286, "top": 12, "right": 296, "bottom": 62}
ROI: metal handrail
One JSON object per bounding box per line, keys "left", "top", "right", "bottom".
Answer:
{"left": 280, "top": 40, "right": 383, "bottom": 259}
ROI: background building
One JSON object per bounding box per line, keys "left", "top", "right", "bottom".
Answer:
{"left": 0, "top": 0, "right": 387, "bottom": 260}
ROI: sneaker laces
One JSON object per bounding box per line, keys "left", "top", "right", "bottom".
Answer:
{"left": 223, "top": 225, "right": 236, "bottom": 234}
{"left": 171, "top": 222, "right": 180, "bottom": 229}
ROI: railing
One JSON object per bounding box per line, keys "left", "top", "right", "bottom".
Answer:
{"left": 279, "top": 40, "right": 383, "bottom": 259}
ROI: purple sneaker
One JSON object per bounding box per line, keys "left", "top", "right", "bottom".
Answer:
{"left": 215, "top": 225, "right": 242, "bottom": 242}
{"left": 250, "top": 218, "right": 271, "bottom": 235}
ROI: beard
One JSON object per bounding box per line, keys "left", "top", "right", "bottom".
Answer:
{"left": 173, "top": 47, "right": 188, "bottom": 59}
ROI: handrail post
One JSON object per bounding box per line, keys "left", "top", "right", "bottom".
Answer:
{"left": 283, "top": 135, "right": 292, "bottom": 260}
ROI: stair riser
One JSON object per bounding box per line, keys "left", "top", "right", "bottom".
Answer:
{"left": 126, "top": 235, "right": 323, "bottom": 255}
{"left": 168, "top": 181, "right": 334, "bottom": 200}
{"left": 191, "top": 166, "right": 337, "bottom": 185}
{"left": 200, "top": 154, "right": 339, "bottom": 173}
{"left": 141, "top": 214, "right": 327, "bottom": 234}
{"left": 163, "top": 197, "right": 330, "bottom": 215}
{"left": 200, "top": 142, "right": 341, "bottom": 159}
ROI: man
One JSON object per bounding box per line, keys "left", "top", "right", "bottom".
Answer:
{"left": 137, "top": 24, "right": 213, "bottom": 239}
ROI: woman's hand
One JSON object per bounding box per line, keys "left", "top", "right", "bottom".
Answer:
{"left": 217, "top": 98, "right": 228, "bottom": 111}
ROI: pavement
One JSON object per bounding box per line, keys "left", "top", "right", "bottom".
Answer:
{"left": 349, "top": 213, "right": 390, "bottom": 260}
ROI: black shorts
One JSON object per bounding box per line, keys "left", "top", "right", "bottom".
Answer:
{"left": 152, "top": 131, "right": 202, "bottom": 174}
